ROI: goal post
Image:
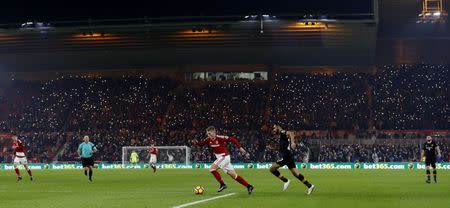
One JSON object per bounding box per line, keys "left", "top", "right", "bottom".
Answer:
{"left": 122, "top": 146, "right": 191, "bottom": 166}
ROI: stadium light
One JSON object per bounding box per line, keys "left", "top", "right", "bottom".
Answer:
{"left": 418, "top": 0, "right": 447, "bottom": 24}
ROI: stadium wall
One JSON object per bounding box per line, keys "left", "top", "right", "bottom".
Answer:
{"left": 0, "top": 20, "right": 376, "bottom": 72}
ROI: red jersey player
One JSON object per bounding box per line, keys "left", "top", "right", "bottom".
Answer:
{"left": 192, "top": 126, "right": 254, "bottom": 194}
{"left": 12, "top": 135, "right": 33, "bottom": 181}
{"left": 148, "top": 140, "right": 158, "bottom": 173}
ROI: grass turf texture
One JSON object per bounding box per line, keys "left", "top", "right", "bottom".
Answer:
{"left": 0, "top": 169, "right": 448, "bottom": 208}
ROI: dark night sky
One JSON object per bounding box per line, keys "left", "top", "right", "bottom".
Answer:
{"left": 0, "top": 0, "right": 373, "bottom": 23}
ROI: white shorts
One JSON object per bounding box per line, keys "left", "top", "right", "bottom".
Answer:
{"left": 14, "top": 156, "right": 28, "bottom": 165}
{"left": 149, "top": 155, "right": 157, "bottom": 164}
{"left": 213, "top": 155, "right": 234, "bottom": 173}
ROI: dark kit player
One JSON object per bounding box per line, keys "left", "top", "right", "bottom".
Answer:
{"left": 270, "top": 124, "right": 315, "bottom": 194}
{"left": 421, "top": 136, "right": 441, "bottom": 183}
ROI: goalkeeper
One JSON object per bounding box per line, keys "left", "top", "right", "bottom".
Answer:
{"left": 130, "top": 151, "right": 140, "bottom": 166}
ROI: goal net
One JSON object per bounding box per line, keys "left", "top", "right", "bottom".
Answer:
{"left": 122, "top": 146, "right": 191, "bottom": 167}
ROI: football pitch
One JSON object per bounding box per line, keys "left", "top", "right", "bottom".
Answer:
{"left": 0, "top": 169, "right": 448, "bottom": 208}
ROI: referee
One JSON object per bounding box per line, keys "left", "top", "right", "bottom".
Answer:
{"left": 78, "top": 135, "right": 97, "bottom": 182}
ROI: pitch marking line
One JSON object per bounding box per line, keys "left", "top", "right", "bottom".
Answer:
{"left": 173, "top": 193, "right": 237, "bottom": 208}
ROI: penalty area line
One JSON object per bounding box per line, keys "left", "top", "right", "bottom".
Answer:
{"left": 173, "top": 193, "right": 237, "bottom": 208}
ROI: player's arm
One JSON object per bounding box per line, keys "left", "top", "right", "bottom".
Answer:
{"left": 77, "top": 144, "right": 82, "bottom": 158}
{"left": 92, "top": 146, "right": 98, "bottom": 153}
{"left": 225, "top": 136, "right": 246, "bottom": 155}
{"left": 192, "top": 138, "right": 208, "bottom": 146}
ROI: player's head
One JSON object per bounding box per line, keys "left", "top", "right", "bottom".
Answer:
{"left": 11, "top": 135, "right": 18, "bottom": 141}
{"left": 83, "top": 135, "right": 90, "bottom": 143}
{"left": 426, "top": 136, "right": 432, "bottom": 143}
{"left": 149, "top": 139, "right": 155, "bottom": 147}
{"left": 206, "top": 126, "right": 217, "bottom": 139}
{"left": 272, "top": 124, "right": 282, "bottom": 134}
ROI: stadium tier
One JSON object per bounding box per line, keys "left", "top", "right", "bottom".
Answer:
{"left": 0, "top": 64, "right": 449, "bottom": 163}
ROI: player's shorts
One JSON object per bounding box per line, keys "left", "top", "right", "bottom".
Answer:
{"left": 425, "top": 158, "right": 436, "bottom": 168}
{"left": 149, "top": 154, "right": 157, "bottom": 164}
{"left": 213, "top": 155, "right": 234, "bottom": 173}
{"left": 81, "top": 157, "right": 95, "bottom": 167}
{"left": 276, "top": 155, "right": 296, "bottom": 169}
{"left": 13, "top": 156, "right": 28, "bottom": 165}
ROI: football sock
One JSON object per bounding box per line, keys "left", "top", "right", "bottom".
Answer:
{"left": 84, "top": 170, "right": 87, "bottom": 176}
{"left": 26, "top": 169, "right": 32, "bottom": 177}
{"left": 426, "top": 170, "right": 430, "bottom": 180}
{"left": 234, "top": 175, "right": 250, "bottom": 187}
{"left": 295, "top": 173, "right": 312, "bottom": 188}
{"left": 14, "top": 168, "right": 20, "bottom": 177}
{"left": 270, "top": 169, "right": 288, "bottom": 182}
{"left": 433, "top": 170, "right": 437, "bottom": 181}
{"left": 210, "top": 170, "right": 225, "bottom": 185}
{"left": 88, "top": 169, "right": 93, "bottom": 180}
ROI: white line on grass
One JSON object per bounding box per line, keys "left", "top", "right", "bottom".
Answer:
{"left": 173, "top": 193, "right": 236, "bottom": 208}
{"left": 0, "top": 190, "right": 187, "bottom": 194}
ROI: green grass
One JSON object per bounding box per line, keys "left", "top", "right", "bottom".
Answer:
{"left": 0, "top": 169, "right": 448, "bottom": 208}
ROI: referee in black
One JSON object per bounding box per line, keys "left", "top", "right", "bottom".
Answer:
{"left": 421, "top": 136, "right": 442, "bottom": 183}
{"left": 269, "top": 124, "right": 315, "bottom": 195}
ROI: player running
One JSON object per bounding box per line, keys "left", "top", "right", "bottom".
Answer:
{"left": 192, "top": 126, "right": 254, "bottom": 194}
{"left": 270, "top": 124, "right": 315, "bottom": 194}
{"left": 77, "top": 135, "right": 97, "bottom": 182}
{"left": 421, "top": 136, "right": 441, "bottom": 183}
{"left": 148, "top": 141, "right": 158, "bottom": 173}
{"left": 12, "top": 135, "right": 33, "bottom": 181}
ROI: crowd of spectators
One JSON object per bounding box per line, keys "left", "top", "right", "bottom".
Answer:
{"left": 373, "top": 64, "right": 449, "bottom": 130}
{"left": 270, "top": 72, "right": 370, "bottom": 130}
{"left": 166, "top": 82, "right": 268, "bottom": 130}
{"left": 0, "top": 64, "right": 449, "bottom": 163}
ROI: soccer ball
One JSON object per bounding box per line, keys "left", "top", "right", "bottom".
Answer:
{"left": 194, "top": 186, "right": 205, "bottom": 195}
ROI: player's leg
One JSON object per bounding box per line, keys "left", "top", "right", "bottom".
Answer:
{"left": 431, "top": 162, "right": 437, "bottom": 183}
{"left": 289, "top": 167, "right": 312, "bottom": 187}
{"left": 225, "top": 169, "right": 254, "bottom": 194}
{"left": 82, "top": 158, "right": 88, "bottom": 176}
{"left": 13, "top": 157, "right": 22, "bottom": 181}
{"left": 289, "top": 166, "right": 315, "bottom": 195}
{"left": 221, "top": 157, "right": 253, "bottom": 195}
{"left": 88, "top": 158, "right": 94, "bottom": 181}
{"left": 150, "top": 156, "right": 157, "bottom": 173}
{"left": 270, "top": 160, "right": 291, "bottom": 191}
{"left": 88, "top": 166, "right": 93, "bottom": 181}
{"left": 425, "top": 163, "right": 431, "bottom": 183}
{"left": 222, "top": 157, "right": 250, "bottom": 187}
{"left": 270, "top": 162, "right": 289, "bottom": 183}
{"left": 22, "top": 159, "right": 33, "bottom": 181}
{"left": 210, "top": 157, "right": 226, "bottom": 191}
